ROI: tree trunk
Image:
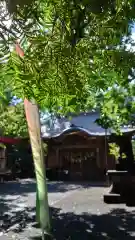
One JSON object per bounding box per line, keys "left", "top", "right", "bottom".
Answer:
{"left": 24, "top": 99, "right": 51, "bottom": 239}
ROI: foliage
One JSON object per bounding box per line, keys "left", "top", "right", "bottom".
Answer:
{"left": 109, "top": 143, "right": 120, "bottom": 162}
{"left": 95, "top": 85, "right": 133, "bottom": 132}
{"left": 132, "top": 139, "right": 135, "bottom": 160}
{"left": 43, "top": 142, "right": 48, "bottom": 156}
{"left": 0, "top": 76, "right": 28, "bottom": 137}
{"left": 0, "top": 0, "right": 135, "bottom": 120}
{"left": 0, "top": 100, "right": 28, "bottom": 137}
{"left": 109, "top": 142, "right": 126, "bottom": 162}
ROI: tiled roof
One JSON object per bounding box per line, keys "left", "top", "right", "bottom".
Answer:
{"left": 41, "top": 111, "right": 135, "bottom": 138}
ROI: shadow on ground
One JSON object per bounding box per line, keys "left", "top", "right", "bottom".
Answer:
{"left": 1, "top": 197, "right": 135, "bottom": 239}
{"left": 1, "top": 181, "right": 133, "bottom": 239}
{"left": 51, "top": 208, "right": 135, "bottom": 239}
{"left": 0, "top": 180, "right": 107, "bottom": 196}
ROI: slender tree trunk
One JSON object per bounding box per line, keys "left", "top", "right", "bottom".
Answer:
{"left": 24, "top": 99, "right": 51, "bottom": 239}
{"left": 15, "top": 42, "right": 51, "bottom": 239}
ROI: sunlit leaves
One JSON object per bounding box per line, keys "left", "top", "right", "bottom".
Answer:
{"left": 0, "top": 0, "right": 135, "bottom": 126}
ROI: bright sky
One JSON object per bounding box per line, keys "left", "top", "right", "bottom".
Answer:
{"left": 132, "top": 24, "right": 135, "bottom": 32}
{"left": 132, "top": 24, "right": 135, "bottom": 40}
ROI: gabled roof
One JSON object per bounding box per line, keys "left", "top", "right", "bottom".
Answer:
{"left": 41, "top": 111, "right": 135, "bottom": 138}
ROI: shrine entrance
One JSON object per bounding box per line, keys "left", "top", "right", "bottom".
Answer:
{"left": 59, "top": 147, "right": 102, "bottom": 180}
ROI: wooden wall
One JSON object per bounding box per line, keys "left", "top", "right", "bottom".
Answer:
{"left": 46, "top": 132, "right": 116, "bottom": 180}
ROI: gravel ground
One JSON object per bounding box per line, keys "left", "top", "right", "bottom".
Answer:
{"left": 0, "top": 179, "right": 135, "bottom": 239}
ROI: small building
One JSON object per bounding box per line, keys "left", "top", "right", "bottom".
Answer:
{"left": 42, "top": 111, "right": 135, "bottom": 181}
{"left": 0, "top": 137, "right": 33, "bottom": 180}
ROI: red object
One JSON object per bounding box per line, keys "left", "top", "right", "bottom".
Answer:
{"left": 0, "top": 136, "right": 22, "bottom": 144}
{"left": 15, "top": 42, "right": 24, "bottom": 57}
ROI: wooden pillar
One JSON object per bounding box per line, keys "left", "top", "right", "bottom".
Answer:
{"left": 56, "top": 148, "right": 59, "bottom": 167}
{"left": 96, "top": 148, "right": 100, "bottom": 168}
{"left": 100, "top": 137, "right": 107, "bottom": 171}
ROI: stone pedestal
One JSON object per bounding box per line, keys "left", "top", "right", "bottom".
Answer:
{"left": 104, "top": 170, "right": 135, "bottom": 206}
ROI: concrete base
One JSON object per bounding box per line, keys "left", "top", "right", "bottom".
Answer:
{"left": 104, "top": 170, "right": 135, "bottom": 206}
{"left": 104, "top": 193, "right": 124, "bottom": 204}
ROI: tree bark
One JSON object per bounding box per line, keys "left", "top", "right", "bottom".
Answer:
{"left": 24, "top": 99, "right": 51, "bottom": 238}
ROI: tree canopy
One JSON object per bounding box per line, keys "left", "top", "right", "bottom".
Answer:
{"left": 0, "top": 0, "right": 135, "bottom": 125}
